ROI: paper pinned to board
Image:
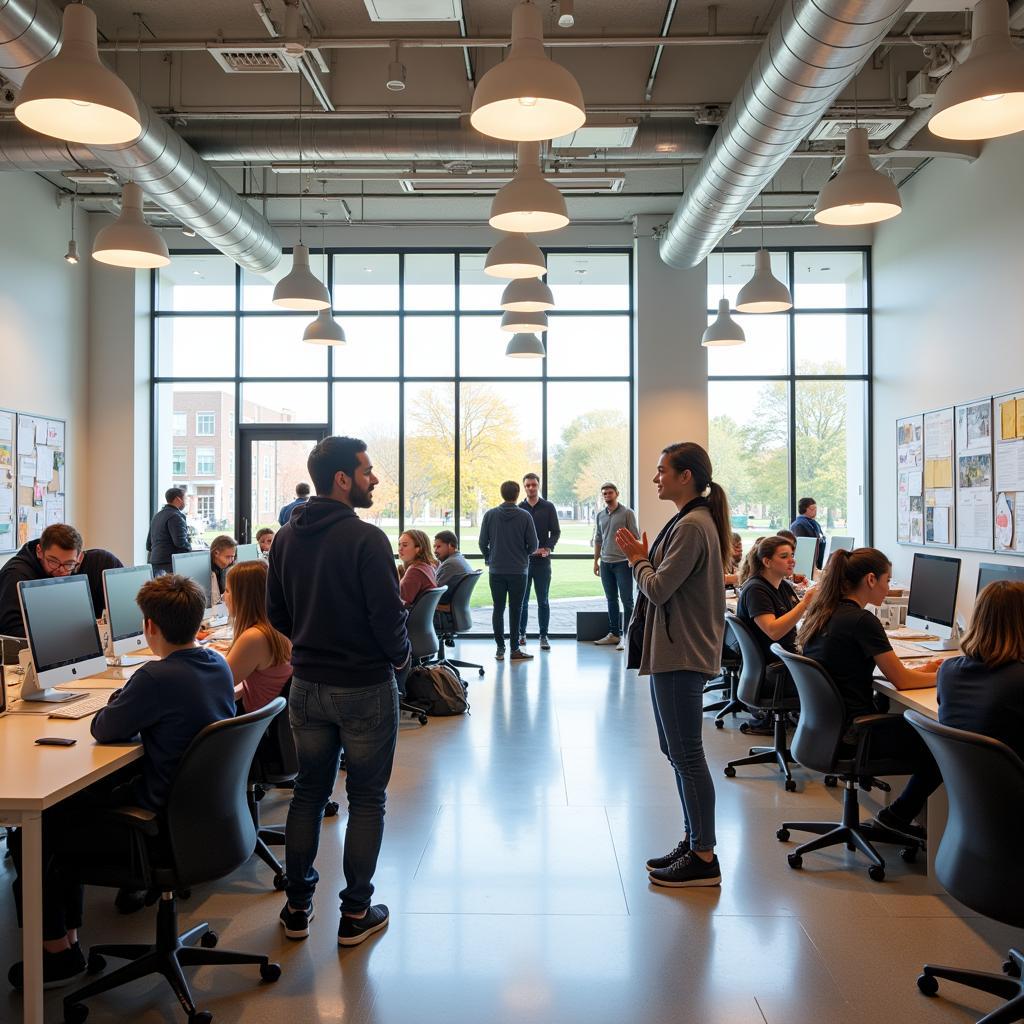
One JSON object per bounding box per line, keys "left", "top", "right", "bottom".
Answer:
{"left": 18, "top": 455, "right": 36, "bottom": 487}
{"left": 1002, "top": 399, "right": 1018, "bottom": 440}
{"left": 43, "top": 495, "right": 64, "bottom": 527}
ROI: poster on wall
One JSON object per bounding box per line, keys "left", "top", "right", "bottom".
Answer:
{"left": 0, "top": 409, "right": 15, "bottom": 554}
{"left": 993, "top": 389, "right": 1024, "bottom": 554}
{"left": 954, "top": 397, "right": 994, "bottom": 551}
{"left": 15, "top": 413, "right": 66, "bottom": 548}
{"left": 896, "top": 414, "right": 923, "bottom": 545}
{"left": 923, "top": 406, "right": 955, "bottom": 547}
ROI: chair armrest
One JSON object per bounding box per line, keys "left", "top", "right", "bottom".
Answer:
{"left": 436, "top": 604, "right": 451, "bottom": 614}
{"left": 847, "top": 713, "right": 897, "bottom": 768}
{"left": 847, "top": 713, "right": 893, "bottom": 732}
{"left": 99, "top": 805, "right": 161, "bottom": 837}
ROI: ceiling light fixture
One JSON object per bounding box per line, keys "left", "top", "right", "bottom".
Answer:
{"left": 735, "top": 194, "right": 792, "bottom": 313}
{"left": 304, "top": 212, "right": 346, "bottom": 344}
{"left": 505, "top": 332, "right": 546, "bottom": 358}
{"left": 489, "top": 141, "right": 569, "bottom": 233}
{"left": 702, "top": 252, "right": 745, "bottom": 347}
{"left": 928, "top": 0, "right": 1024, "bottom": 140}
{"left": 501, "top": 309, "right": 549, "bottom": 333}
{"left": 15, "top": 3, "right": 142, "bottom": 145}
{"left": 501, "top": 276, "right": 554, "bottom": 312}
{"left": 470, "top": 0, "right": 586, "bottom": 142}
{"left": 484, "top": 232, "right": 546, "bottom": 279}
{"left": 181, "top": 225, "right": 197, "bottom": 238}
{"left": 813, "top": 126, "right": 901, "bottom": 226}
{"left": 557, "top": 0, "right": 576, "bottom": 29}
{"left": 64, "top": 183, "right": 79, "bottom": 265}
{"left": 91, "top": 181, "right": 170, "bottom": 268}
{"left": 385, "top": 41, "right": 407, "bottom": 91}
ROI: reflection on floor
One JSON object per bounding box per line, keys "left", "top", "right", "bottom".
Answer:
{"left": 2, "top": 640, "right": 1015, "bottom": 1024}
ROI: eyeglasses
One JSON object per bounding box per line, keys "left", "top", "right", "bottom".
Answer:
{"left": 43, "top": 554, "right": 80, "bottom": 572}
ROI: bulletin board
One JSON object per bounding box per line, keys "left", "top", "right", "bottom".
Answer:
{"left": 896, "top": 414, "right": 923, "bottom": 546}
{"left": 922, "top": 406, "right": 955, "bottom": 547}
{"left": 993, "top": 389, "right": 1024, "bottom": 554}
{"left": 954, "top": 397, "right": 994, "bottom": 551}
{"left": 15, "top": 413, "right": 66, "bottom": 548}
{"left": 0, "top": 409, "right": 14, "bottom": 554}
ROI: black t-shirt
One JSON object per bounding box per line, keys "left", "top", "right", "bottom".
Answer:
{"left": 938, "top": 655, "right": 1024, "bottom": 762}
{"left": 736, "top": 575, "right": 799, "bottom": 665}
{"left": 801, "top": 599, "right": 892, "bottom": 720}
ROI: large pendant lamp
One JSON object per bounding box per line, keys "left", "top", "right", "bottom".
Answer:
{"left": 736, "top": 195, "right": 792, "bottom": 313}
{"left": 304, "top": 215, "right": 346, "bottom": 344}
{"left": 505, "top": 332, "right": 546, "bottom": 358}
{"left": 813, "top": 126, "right": 901, "bottom": 226}
{"left": 501, "top": 276, "right": 554, "bottom": 312}
{"left": 501, "top": 309, "right": 548, "bottom": 333}
{"left": 928, "top": 0, "right": 1024, "bottom": 141}
{"left": 15, "top": 3, "right": 142, "bottom": 145}
{"left": 92, "top": 182, "right": 169, "bottom": 268}
{"left": 702, "top": 252, "right": 745, "bottom": 348}
{"left": 484, "top": 233, "right": 546, "bottom": 279}
{"left": 470, "top": 0, "right": 586, "bottom": 142}
{"left": 489, "top": 142, "right": 569, "bottom": 233}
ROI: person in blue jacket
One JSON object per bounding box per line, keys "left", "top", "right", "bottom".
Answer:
{"left": 789, "top": 496, "right": 825, "bottom": 570}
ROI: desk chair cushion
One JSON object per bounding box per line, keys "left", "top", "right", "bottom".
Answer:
{"left": 407, "top": 587, "right": 447, "bottom": 663}
{"left": 439, "top": 571, "right": 483, "bottom": 636}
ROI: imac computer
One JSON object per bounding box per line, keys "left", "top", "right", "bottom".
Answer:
{"left": 102, "top": 564, "right": 153, "bottom": 665}
{"left": 976, "top": 561, "right": 1024, "bottom": 596}
{"left": 171, "top": 550, "right": 215, "bottom": 622}
{"left": 234, "top": 543, "right": 261, "bottom": 564}
{"left": 906, "top": 552, "right": 962, "bottom": 651}
{"left": 826, "top": 535, "right": 855, "bottom": 561}
{"left": 793, "top": 536, "right": 819, "bottom": 580}
{"left": 17, "top": 575, "right": 106, "bottom": 701}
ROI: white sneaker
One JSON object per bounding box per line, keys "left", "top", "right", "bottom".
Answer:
{"left": 594, "top": 633, "right": 621, "bottom": 646}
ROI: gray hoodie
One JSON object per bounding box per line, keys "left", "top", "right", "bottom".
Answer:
{"left": 478, "top": 502, "right": 539, "bottom": 575}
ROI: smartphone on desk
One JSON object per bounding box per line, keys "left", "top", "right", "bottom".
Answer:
{"left": 35, "top": 737, "right": 77, "bottom": 747}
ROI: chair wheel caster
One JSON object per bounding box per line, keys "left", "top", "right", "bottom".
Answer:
{"left": 87, "top": 952, "right": 106, "bottom": 974}
{"left": 787, "top": 853, "right": 802, "bottom": 869}
{"left": 200, "top": 930, "right": 218, "bottom": 948}
{"left": 900, "top": 846, "right": 918, "bottom": 863}
{"left": 714, "top": 719, "right": 724, "bottom": 729}
{"left": 273, "top": 872, "right": 288, "bottom": 891}
{"left": 324, "top": 801, "right": 339, "bottom": 817}
{"left": 739, "top": 723, "right": 750, "bottom": 734}
{"left": 189, "top": 1012, "right": 213, "bottom": 1024}
{"left": 776, "top": 828, "right": 790, "bottom": 842}
{"left": 723, "top": 765, "right": 736, "bottom": 778}
{"left": 917, "top": 973, "right": 939, "bottom": 996}
{"left": 64, "top": 1003, "right": 88, "bottom": 1024}
{"left": 1004, "top": 959, "right": 1022, "bottom": 978}
{"left": 260, "top": 962, "right": 282, "bottom": 983}
{"left": 824, "top": 775, "right": 837, "bottom": 788}
{"left": 478, "top": 668, "right": 485, "bottom": 677}
{"left": 868, "top": 865, "right": 886, "bottom": 882}
{"left": 419, "top": 714, "right": 428, "bottom": 725}
{"left": 784, "top": 779, "right": 797, "bottom": 792}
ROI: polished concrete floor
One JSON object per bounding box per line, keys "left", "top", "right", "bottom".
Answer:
{"left": 2, "top": 640, "right": 1019, "bottom": 1024}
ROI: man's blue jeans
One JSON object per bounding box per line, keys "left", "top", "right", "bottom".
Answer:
{"left": 489, "top": 572, "right": 527, "bottom": 651}
{"left": 599, "top": 560, "right": 634, "bottom": 636}
{"left": 520, "top": 557, "right": 552, "bottom": 637}
{"left": 285, "top": 676, "right": 399, "bottom": 914}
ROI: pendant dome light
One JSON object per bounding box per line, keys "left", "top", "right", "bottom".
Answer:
{"left": 735, "top": 195, "right": 792, "bottom": 313}
{"left": 501, "top": 309, "right": 549, "bottom": 333}
{"left": 470, "top": 0, "right": 586, "bottom": 142}
{"left": 15, "top": 3, "right": 142, "bottom": 145}
{"left": 92, "top": 181, "right": 170, "bottom": 268}
{"left": 501, "top": 276, "right": 554, "bottom": 312}
{"left": 813, "top": 126, "right": 901, "bottom": 226}
{"left": 489, "top": 142, "right": 569, "bottom": 233}
{"left": 505, "top": 332, "right": 546, "bottom": 358}
{"left": 304, "top": 214, "right": 346, "bottom": 344}
{"left": 928, "top": 0, "right": 1024, "bottom": 141}
{"left": 484, "top": 233, "right": 547, "bottom": 279}
{"left": 702, "top": 253, "right": 745, "bottom": 347}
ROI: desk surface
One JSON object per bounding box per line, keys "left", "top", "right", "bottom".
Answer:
{"left": 874, "top": 680, "right": 939, "bottom": 719}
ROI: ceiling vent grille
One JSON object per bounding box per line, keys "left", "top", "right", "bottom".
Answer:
{"left": 808, "top": 117, "right": 906, "bottom": 142}
{"left": 209, "top": 48, "right": 303, "bottom": 74}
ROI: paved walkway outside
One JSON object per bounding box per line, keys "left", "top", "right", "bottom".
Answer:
{"left": 469, "top": 596, "right": 611, "bottom": 636}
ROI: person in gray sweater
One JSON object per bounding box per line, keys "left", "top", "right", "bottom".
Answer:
{"left": 616, "top": 442, "right": 730, "bottom": 891}
{"left": 478, "top": 480, "right": 539, "bottom": 662}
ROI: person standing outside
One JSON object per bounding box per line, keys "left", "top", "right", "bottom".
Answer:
{"left": 790, "top": 496, "right": 825, "bottom": 570}
{"left": 146, "top": 487, "right": 191, "bottom": 576}
{"left": 267, "top": 436, "right": 409, "bottom": 947}
{"left": 479, "top": 480, "right": 538, "bottom": 662}
{"left": 616, "top": 442, "right": 730, "bottom": 889}
{"left": 278, "top": 482, "right": 311, "bottom": 527}
{"left": 518, "top": 472, "right": 561, "bottom": 651}
{"left": 592, "top": 483, "right": 639, "bottom": 648}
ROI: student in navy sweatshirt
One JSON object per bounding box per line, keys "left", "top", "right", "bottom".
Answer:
{"left": 7, "top": 574, "right": 235, "bottom": 991}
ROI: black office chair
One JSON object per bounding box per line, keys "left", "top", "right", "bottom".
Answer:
{"left": 703, "top": 638, "right": 744, "bottom": 728}
{"left": 435, "top": 570, "right": 485, "bottom": 677}
{"left": 63, "top": 699, "right": 286, "bottom": 1024}
{"left": 771, "top": 645, "right": 921, "bottom": 882}
{"left": 401, "top": 587, "right": 447, "bottom": 726}
{"left": 722, "top": 614, "right": 800, "bottom": 791}
{"left": 906, "top": 711, "right": 1024, "bottom": 1019}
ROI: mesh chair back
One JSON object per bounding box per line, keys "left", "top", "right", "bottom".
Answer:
{"left": 725, "top": 613, "right": 768, "bottom": 708}
{"left": 447, "top": 571, "right": 483, "bottom": 633}
{"left": 906, "top": 711, "right": 1024, "bottom": 927}
{"left": 166, "top": 697, "right": 285, "bottom": 887}
{"left": 407, "top": 587, "right": 447, "bottom": 661}
{"left": 772, "top": 645, "right": 846, "bottom": 772}
{"left": 252, "top": 679, "right": 297, "bottom": 782}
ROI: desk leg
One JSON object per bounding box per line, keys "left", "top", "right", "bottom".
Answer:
{"left": 21, "top": 812, "right": 44, "bottom": 1024}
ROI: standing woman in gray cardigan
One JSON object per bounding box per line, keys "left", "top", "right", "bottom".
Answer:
{"left": 616, "top": 442, "right": 731, "bottom": 888}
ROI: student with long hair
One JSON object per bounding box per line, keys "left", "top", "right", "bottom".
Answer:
{"left": 723, "top": 532, "right": 743, "bottom": 588}
{"left": 222, "top": 559, "right": 292, "bottom": 713}
{"left": 397, "top": 529, "right": 438, "bottom": 607}
{"left": 798, "top": 547, "right": 942, "bottom": 841}
{"left": 615, "top": 442, "right": 730, "bottom": 888}
{"left": 938, "top": 580, "right": 1024, "bottom": 759}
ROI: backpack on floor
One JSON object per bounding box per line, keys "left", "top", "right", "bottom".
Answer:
{"left": 406, "top": 662, "right": 469, "bottom": 717}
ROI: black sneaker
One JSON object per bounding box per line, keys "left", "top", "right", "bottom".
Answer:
{"left": 743, "top": 718, "right": 775, "bottom": 736}
{"left": 510, "top": 649, "right": 534, "bottom": 661}
{"left": 495, "top": 648, "right": 505, "bottom": 661}
{"left": 8, "top": 942, "right": 86, "bottom": 990}
{"left": 645, "top": 838, "right": 690, "bottom": 872}
{"left": 338, "top": 904, "right": 389, "bottom": 947}
{"left": 649, "top": 852, "right": 722, "bottom": 888}
{"left": 539, "top": 636, "right": 551, "bottom": 650}
{"left": 876, "top": 805, "right": 926, "bottom": 844}
{"left": 279, "top": 901, "right": 315, "bottom": 940}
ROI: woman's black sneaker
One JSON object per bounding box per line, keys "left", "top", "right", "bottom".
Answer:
{"left": 876, "top": 805, "right": 927, "bottom": 844}
{"left": 8, "top": 942, "right": 86, "bottom": 990}
{"left": 338, "top": 905, "right": 389, "bottom": 946}
{"left": 645, "top": 838, "right": 690, "bottom": 872}
{"left": 649, "top": 852, "right": 722, "bottom": 888}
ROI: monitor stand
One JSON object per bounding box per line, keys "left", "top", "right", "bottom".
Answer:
{"left": 17, "top": 651, "right": 84, "bottom": 702}
{"left": 919, "top": 622, "right": 961, "bottom": 652}
{"left": 106, "top": 654, "right": 148, "bottom": 667}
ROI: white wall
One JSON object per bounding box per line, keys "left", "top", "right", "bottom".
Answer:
{"left": 873, "top": 133, "right": 1024, "bottom": 620}
{"left": 0, "top": 173, "right": 90, "bottom": 565}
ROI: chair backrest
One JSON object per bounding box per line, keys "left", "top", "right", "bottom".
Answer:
{"left": 407, "top": 587, "right": 447, "bottom": 660}
{"left": 906, "top": 711, "right": 1024, "bottom": 927}
{"left": 166, "top": 697, "right": 285, "bottom": 887}
{"left": 252, "top": 678, "right": 297, "bottom": 782}
{"left": 725, "top": 613, "right": 767, "bottom": 708}
{"left": 447, "top": 570, "right": 483, "bottom": 633}
{"left": 771, "top": 645, "right": 847, "bottom": 772}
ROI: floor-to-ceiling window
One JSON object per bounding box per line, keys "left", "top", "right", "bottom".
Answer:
{"left": 706, "top": 248, "right": 871, "bottom": 551}
{"left": 152, "top": 248, "right": 634, "bottom": 635}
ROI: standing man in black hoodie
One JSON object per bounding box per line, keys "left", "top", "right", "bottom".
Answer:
{"left": 146, "top": 487, "right": 191, "bottom": 575}
{"left": 267, "top": 436, "right": 410, "bottom": 948}
{"left": 518, "top": 472, "right": 560, "bottom": 651}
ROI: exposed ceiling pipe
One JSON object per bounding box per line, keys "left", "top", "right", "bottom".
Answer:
{"left": 642, "top": 0, "right": 680, "bottom": 102}
{"left": 658, "top": 0, "right": 912, "bottom": 269}
{"left": 0, "top": 0, "right": 281, "bottom": 272}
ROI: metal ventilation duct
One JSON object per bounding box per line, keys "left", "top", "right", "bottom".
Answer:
{"left": 0, "top": 0, "right": 281, "bottom": 272}
{"left": 658, "top": 0, "right": 911, "bottom": 269}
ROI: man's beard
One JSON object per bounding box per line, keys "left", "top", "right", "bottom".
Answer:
{"left": 350, "top": 480, "right": 374, "bottom": 509}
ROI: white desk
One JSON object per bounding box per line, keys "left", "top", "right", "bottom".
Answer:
{"left": 0, "top": 695, "right": 142, "bottom": 1024}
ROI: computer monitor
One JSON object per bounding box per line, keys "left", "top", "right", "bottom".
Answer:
{"left": 793, "top": 536, "right": 818, "bottom": 579}
{"left": 827, "top": 535, "right": 855, "bottom": 561}
{"left": 171, "top": 550, "right": 214, "bottom": 619}
{"left": 907, "top": 552, "right": 962, "bottom": 650}
{"left": 17, "top": 575, "right": 106, "bottom": 701}
{"left": 976, "top": 561, "right": 1024, "bottom": 596}
{"left": 234, "top": 543, "right": 261, "bottom": 564}
{"left": 102, "top": 564, "right": 153, "bottom": 663}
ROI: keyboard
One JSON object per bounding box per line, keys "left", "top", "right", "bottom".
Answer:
{"left": 891, "top": 641, "right": 929, "bottom": 660}
{"left": 47, "top": 694, "right": 112, "bottom": 719}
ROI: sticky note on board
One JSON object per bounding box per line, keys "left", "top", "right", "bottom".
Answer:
{"left": 1017, "top": 399, "right": 1024, "bottom": 439}
{"left": 1002, "top": 400, "right": 1017, "bottom": 440}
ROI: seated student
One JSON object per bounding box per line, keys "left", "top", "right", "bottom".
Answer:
{"left": 433, "top": 530, "right": 473, "bottom": 597}
{"left": 774, "top": 530, "right": 811, "bottom": 585}
{"left": 221, "top": 559, "right": 292, "bottom": 713}
{"left": 208, "top": 534, "right": 238, "bottom": 606}
{"left": 723, "top": 532, "right": 744, "bottom": 588}
{"left": 397, "top": 529, "right": 438, "bottom": 607}
{"left": 798, "top": 547, "right": 943, "bottom": 840}
{"left": 6, "top": 574, "right": 236, "bottom": 990}
{"left": 256, "top": 527, "right": 275, "bottom": 555}
{"left": 937, "top": 580, "right": 1024, "bottom": 759}
{"left": 0, "top": 523, "right": 122, "bottom": 636}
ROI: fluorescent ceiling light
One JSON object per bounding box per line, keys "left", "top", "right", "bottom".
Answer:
{"left": 702, "top": 299, "right": 745, "bottom": 347}
{"left": 484, "top": 233, "right": 546, "bottom": 279}
{"left": 92, "top": 182, "right": 170, "bottom": 269}
{"left": 735, "top": 250, "right": 792, "bottom": 313}
{"left": 501, "top": 277, "right": 554, "bottom": 312}
{"left": 272, "top": 244, "right": 331, "bottom": 310}
{"left": 813, "top": 127, "right": 902, "bottom": 226}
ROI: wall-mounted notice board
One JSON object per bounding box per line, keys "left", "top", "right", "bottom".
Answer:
{"left": 14, "top": 414, "right": 66, "bottom": 548}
